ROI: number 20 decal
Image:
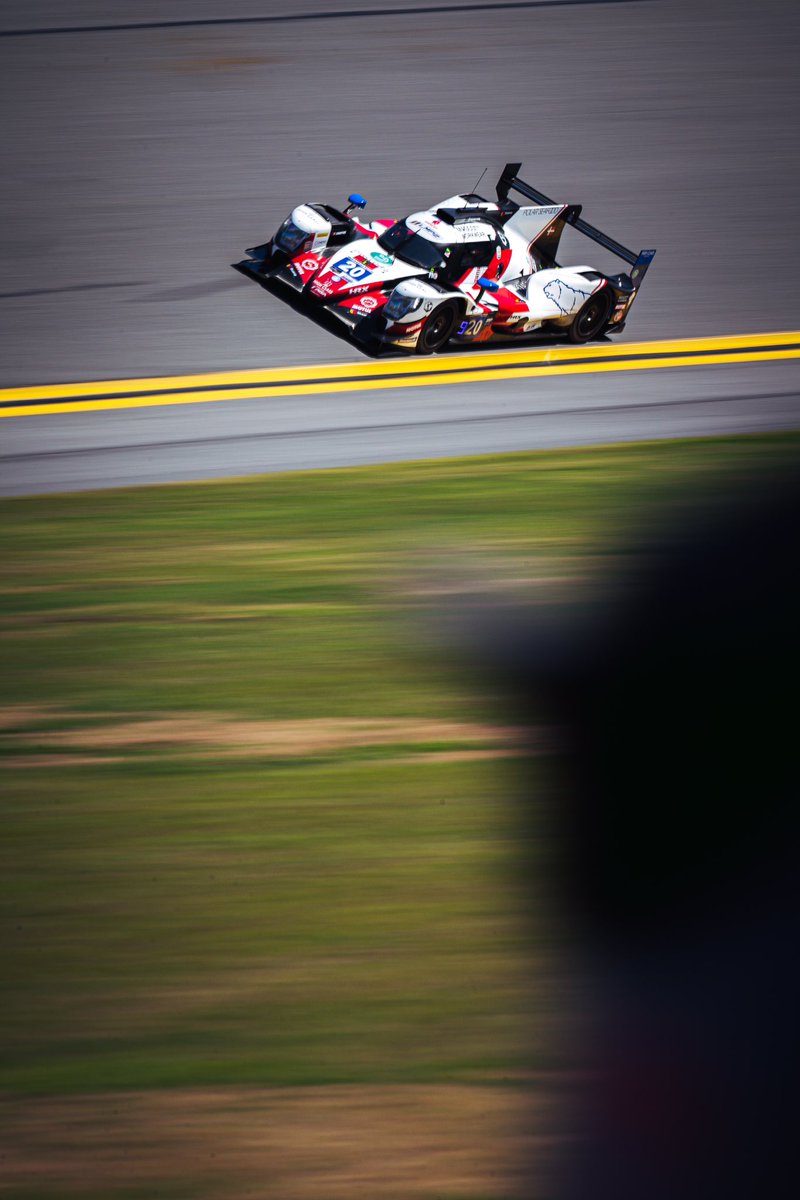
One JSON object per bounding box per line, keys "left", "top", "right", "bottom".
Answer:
{"left": 457, "top": 317, "right": 491, "bottom": 338}
{"left": 334, "top": 257, "right": 370, "bottom": 282}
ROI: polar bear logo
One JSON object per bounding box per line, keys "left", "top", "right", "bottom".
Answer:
{"left": 542, "top": 279, "right": 592, "bottom": 315}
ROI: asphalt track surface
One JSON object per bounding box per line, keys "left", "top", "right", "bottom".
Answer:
{"left": 1, "top": 0, "right": 799, "bottom": 494}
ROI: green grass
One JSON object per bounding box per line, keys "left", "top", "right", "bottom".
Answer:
{"left": 1, "top": 433, "right": 797, "bottom": 1095}
{"left": 2, "top": 757, "right": 529, "bottom": 1093}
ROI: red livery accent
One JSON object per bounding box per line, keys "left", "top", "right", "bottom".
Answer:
{"left": 494, "top": 286, "right": 528, "bottom": 316}
{"left": 293, "top": 254, "right": 323, "bottom": 284}
{"left": 337, "top": 292, "right": 389, "bottom": 315}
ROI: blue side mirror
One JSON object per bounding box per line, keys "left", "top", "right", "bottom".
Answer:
{"left": 348, "top": 193, "right": 367, "bottom": 210}
{"left": 477, "top": 276, "right": 499, "bottom": 292}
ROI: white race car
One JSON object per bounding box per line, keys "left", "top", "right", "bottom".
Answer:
{"left": 234, "top": 163, "right": 655, "bottom": 354}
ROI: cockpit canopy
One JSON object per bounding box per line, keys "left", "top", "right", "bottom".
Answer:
{"left": 378, "top": 203, "right": 504, "bottom": 280}
{"left": 377, "top": 221, "right": 450, "bottom": 271}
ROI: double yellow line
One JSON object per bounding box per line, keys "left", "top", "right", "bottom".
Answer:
{"left": 2, "top": 330, "right": 799, "bottom": 419}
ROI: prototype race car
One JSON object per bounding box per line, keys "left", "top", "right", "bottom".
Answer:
{"left": 233, "top": 163, "right": 656, "bottom": 354}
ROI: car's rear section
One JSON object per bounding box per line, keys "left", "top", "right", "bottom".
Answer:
{"left": 496, "top": 163, "right": 656, "bottom": 335}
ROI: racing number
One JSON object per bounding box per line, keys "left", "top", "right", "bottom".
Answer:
{"left": 334, "top": 256, "right": 370, "bottom": 282}
{"left": 457, "top": 316, "right": 491, "bottom": 339}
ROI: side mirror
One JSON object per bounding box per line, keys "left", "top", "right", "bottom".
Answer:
{"left": 477, "top": 276, "right": 499, "bottom": 293}
{"left": 345, "top": 192, "right": 367, "bottom": 213}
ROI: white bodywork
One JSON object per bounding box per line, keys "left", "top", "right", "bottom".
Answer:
{"left": 242, "top": 175, "right": 645, "bottom": 350}
{"left": 524, "top": 267, "right": 605, "bottom": 323}
{"left": 399, "top": 197, "right": 603, "bottom": 318}
{"left": 503, "top": 204, "right": 567, "bottom": 277}
{"left": 382, "top": 194, "right": 608, "bottom": 336}
{"left": 285, "top": 205, "right": 333, "bottom": 253}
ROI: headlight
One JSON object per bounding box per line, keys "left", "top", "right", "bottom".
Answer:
{"left": 275, "top": 219, "right": 307, "bottom": 254}
{"left": 384, "top": 292, "right": 423, "bottom": 321}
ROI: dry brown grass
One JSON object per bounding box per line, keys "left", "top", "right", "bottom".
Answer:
{"left": 2, "top": 705, "right": 534, "bottom": 766}
{"left": 0, "top": 1085, "right": 551, "bottom": 1199}
{"left": 0, "top": 705, "right": 57, "bottom": 729}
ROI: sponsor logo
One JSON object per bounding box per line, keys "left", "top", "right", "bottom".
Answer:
{"left": 519, "top": 205, "right": 562, "bottom": 219}
{"left": 300, "top": 257, "right": 319, "bottom": 272}
{"left": 358, "top": 295, "right": 379, "bottom": 311}
{"left": 542, "top": 279, "right": 591, "bottom": 315}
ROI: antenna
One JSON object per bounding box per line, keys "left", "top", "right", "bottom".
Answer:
{"left": 469, "top": 166, "right": 488, "bottom": 198}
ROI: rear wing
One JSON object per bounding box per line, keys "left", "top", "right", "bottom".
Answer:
{"left": 497, "top": 162, "right": 656, "bottom": 284}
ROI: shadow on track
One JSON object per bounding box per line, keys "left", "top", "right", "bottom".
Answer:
{"left": 233, "top": 271, "right": 612, "bottom": 362}
{"left": 0, "top": 281, "right": 146, "bottom": 301}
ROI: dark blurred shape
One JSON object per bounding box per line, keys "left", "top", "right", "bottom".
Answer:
{"left": 501, "top": 467, "right": 800, "bottom": 1199}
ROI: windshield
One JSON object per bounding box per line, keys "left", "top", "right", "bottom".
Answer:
{"left": 377, "top": 222, "right": 448, "bottom": 271}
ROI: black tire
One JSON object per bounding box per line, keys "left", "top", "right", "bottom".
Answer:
{"left": 415, "top": 301, "right": 460, "bottom": 355}
{"left": 567, "top": 288, "right": 613, "bottom": 344}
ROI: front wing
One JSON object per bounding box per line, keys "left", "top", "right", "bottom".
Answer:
{"left": 233, "top": 248, "right": 388, "bottom": 343}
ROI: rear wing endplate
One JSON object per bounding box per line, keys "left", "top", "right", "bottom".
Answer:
{"left": 497, "top": 162, "right": 656, "bottom": 281}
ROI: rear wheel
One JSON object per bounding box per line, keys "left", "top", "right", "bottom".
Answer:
{"left": 415, "top": 301, "right": 460, "bottom": 355}
{"left": 567, "top": 288, "right": 612, "bottom": 344}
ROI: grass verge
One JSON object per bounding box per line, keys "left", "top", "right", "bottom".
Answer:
{"left": 1, "top": 434, "right": 797, "bottom": 1194}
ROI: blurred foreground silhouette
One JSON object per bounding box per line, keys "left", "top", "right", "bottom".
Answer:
{"left": 499, "top": 469, "right": 800, "bottom": 1198}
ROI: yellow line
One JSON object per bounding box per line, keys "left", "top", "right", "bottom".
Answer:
{"left": 1, "top": 332, "right": 799, "bottom": 419}
{"left": 3, "top": 329, "right": 800, "bottom": 400}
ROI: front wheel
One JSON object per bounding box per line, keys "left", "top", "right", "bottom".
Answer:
{"left": 567, "top": 288, "right": 612, "bottom": 344}
{"left": 415, "top": 301, "right": 460, "bottom": 355}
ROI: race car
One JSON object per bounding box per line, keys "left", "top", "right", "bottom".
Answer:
{"left": 233, "top": 163, "right": 656, "bottom": 354}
